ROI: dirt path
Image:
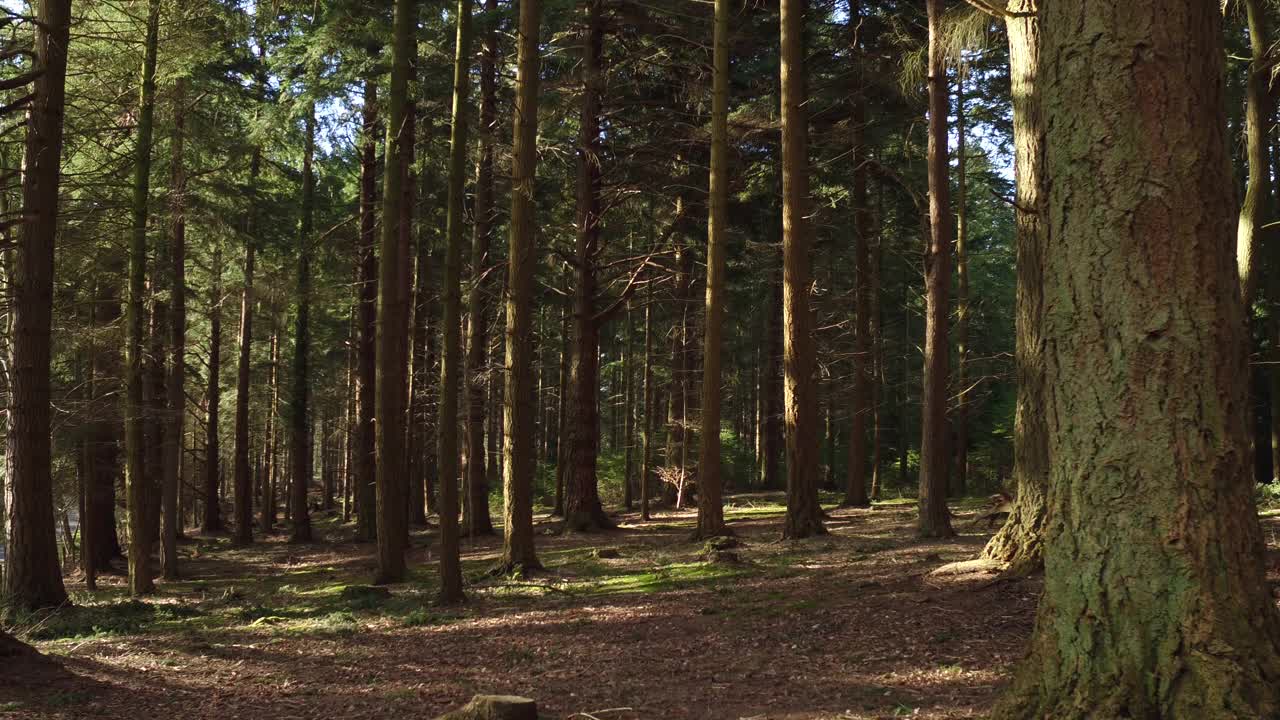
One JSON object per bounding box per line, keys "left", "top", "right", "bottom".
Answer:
{"left": 3, "top": 500, "right": 1041, "bottom": 719}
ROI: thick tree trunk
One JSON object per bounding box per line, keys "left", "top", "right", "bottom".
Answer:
{"left": 463, "top": 0, "right": 498, "bottom": 537}
{"left": 500, "top": 0, "right": 544, "bottom": 573}
{"left": 980, "top": 0, "right": 1046, "bottom": 575}
{"left": 916, "top": 0, "right": 954, "bottom": 539}
{"left": 203, "top": 243, "right": 223, "bottom": 533}
{"left": 4, "top": 0, "right": 72, "bottom": 611}
{"left": 289, "top": 104, "right": 316, "bottom": 543}
{"left": 779, "top": 0, "right": 824, "bottom": 539}
{"left": 695, "top": 0, "right": 730, "bottom": 539}
{"left": 355, "top": 79, "right": 379, "bottom": 543}
{"left": 993, "top": 2, "right": 1280, "bottom": 716}
{"left": 375, "top": 0, "right": 417, "bottom": 585}
{"left": 562, "top": 0, "right": 614, "bottom": 534}
{"left": 125, "top": 0, "right": 162, "bottom": 594}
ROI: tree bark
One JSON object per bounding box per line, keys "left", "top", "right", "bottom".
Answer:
{"left": 500, "top": 0, "right": 544, "bottom": 573}
{"left": 125, "top": 0, "right": 162, "bottom": 594}
{"left": 980, "top": 0, "right": 1046, "bottom": 576}
{"left": 289, "top": 103, "right": 316, "bottom": 544}
{"left": 843, "top": 0, "right": 871, "bottom": 509}
{"left": 375, "top": 0, "right": 417, "bottom": 584}
{"left": 993, "top": 2, "right": 1280, "bottom": 715}
{"left": 916, "top": 0, "right": 955, "bottom": 539}
{"left": 779, "top": 0, "right": 824, "bottom": 539}
{"left": 161, "top": 79, "right": 188, "bottom": 577}
{"left": 203, "top": 242, "right": 223, "bottom": 533}
{"left": 355, "top": 79, "right": 379, "bottom": 543}
{"left": 4, "top": 0, "right": 72, "bottom": 611}
{"left": 952, "top": 68, "right": 969, "bottom": 499}
{"left": 1238, "top": 0, "right": 1272, "bottom": 306}
{"left": 695, "top": 0, "right": 730, "bottom": 539}
{"left": 231, "top": 139, "right": 262, "bottom": 546}
{"left": 639, "top": 297, "right": 653, "bottom": 521}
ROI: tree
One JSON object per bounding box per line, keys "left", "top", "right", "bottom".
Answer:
{"left": 204, "top": 240, "right": 223, "bottom": 533}
{"left": 916, "top": 0, "right": 954, "bottom": 539}
{"left": 779, "top": 0, "right": 824, "bottom": 539}
{"left": 375, "top": 0, "right": 417, "bottom": 585}
{"left": 125, "top": 0, "right": 163, "bottom": 595}
{"left": 232, "top": 120, "right": 263, "bottom": 545}
{"left": 842, "top": 0, "right": 871, "bottom": 509}
{"left": 979, "top": 0, "right": 1045, "bottom": 575}
{"left": 289, "top": 101, "right": 316, "bottom": 544}
{"left": 993, "top": 1, "right": 1280, "bottom": 715}
{"left": 162, "top": 78, "right": 189, "bottom": 577}
{"left": 499, "top": 0, "right": 543, "bottom": 573}
{"left": 438, "top": 0, "right": 471, "bottom": 598}
{"left": 354, "top": 76, "right": 378, "bottom": 543}
{"left": 463, "top": 0, "right": 500, "bottom": 538}
{"left": 4, "top": 0, "right": 73, "bottom": 612}
{"left": 695, "top": 0, "right": 730, "bottom": 540}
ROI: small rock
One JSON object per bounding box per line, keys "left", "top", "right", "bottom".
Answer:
{"left": 436, "top": 695, "right": 540, "bottom": 720}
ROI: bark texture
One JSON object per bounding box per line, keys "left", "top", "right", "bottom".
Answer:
{"left": 994, "top": 2, "right": 1280, "bottom": 716}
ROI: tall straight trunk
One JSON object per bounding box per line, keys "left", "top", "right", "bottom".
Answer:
{"left": 563, "top": 0, "right": 613, "bottom": 533}
{"left": 125, "top": 0, "right": 162, "bottom": 594}
{"left": 621, "top": 299, "right": 634, "bottom": 511}
{"left": 869, "top": 182, "right": 884, "bottom": 500}
{"left": 696, "top": 0, "right": 730, "bottom": 539}
{"left": 981, "top": 0, "right": 1045, "bottom": 575}
{"left": 552, "top": 299, "right": 569, "bottom": 516}
{"left": 355, "top": 79, "right": 379, "bottom": 542}
{"left": 994, "top": 2, "right": 1280, "bottom": 715}
{"left": 463, "top": 0, "right": 499, "bottom": 538}
{"left": 1238, "top": 0, "right": 1272, "bottom": 305}
{"left": 261, "top": 312, "right": 280, "bottom": 533}
{"left": 916, "top": 0, "right": 954, "bottom": 539}
{"left": 289, "top": 103, "right": 316, "bottom": 543}
{"left": 161, "top": 79, "right": 188, "bottom": 577}
{"left": 666, "top": 225, "right": 690, "bottom": 506}
{"left": 500, "top": 0, "right": 544, "bottom": 572}
{"left": 87, "top": 278, "right": 122, "bottom": 571}
{"left": 204, "top": 242, "right": 223, "bottom": 533}
{"left": 843, "top": 1, "right": 871, "bottom": 508}
{"left": 760, "top": 277, "right": 782, "bottom": 490}
{"left": 399, "top": 56, "right": 419, "bottom": 535}
{"left": 375, "top": 0, "right": 417, "bottom": 584}
{"left": 436, "top": 0, "right": 470, "bottom": 597}
{"left": 4, "top": 0, "right": 72, "bottom": 611}
{"left": 779, "top": 0, "right": 824, "bottom": 539}
{"left": 232, "top": 142, "right": 262, "bottom": 546}
{"left": 952, "top": 69, "right": 969, "bottom": 499}
{"left": 144, "top": 294, "right": 164, "bottom": 547}
{"left": 409, "top": 208, "right": 434, "bottom": 519}
{"left": 639, "top": 298, "right": 653, "bottom": 520}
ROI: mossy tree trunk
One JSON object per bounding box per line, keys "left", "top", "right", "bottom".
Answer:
{"left": 993, "top": 2, "right": 1280, "bottom": 716}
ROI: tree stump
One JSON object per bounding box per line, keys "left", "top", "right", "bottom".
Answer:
{"left": 436, "top": 695, "right": 539, "bottom": 720}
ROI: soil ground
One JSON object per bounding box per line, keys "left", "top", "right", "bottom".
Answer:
{"left": 3, "top": 495, "right": 1056, "bottom": 719}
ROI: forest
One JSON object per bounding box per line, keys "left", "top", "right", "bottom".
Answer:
{"left": 2, "top": 0, "right": 1280, "bottom": 717}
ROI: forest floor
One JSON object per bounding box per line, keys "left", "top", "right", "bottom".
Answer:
{"left": 3, "top": 494, "right": 1053, "bottom": 719}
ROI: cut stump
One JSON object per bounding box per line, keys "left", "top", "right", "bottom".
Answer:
{"left": 436, "top": 695, "right": 539, "bottom": 720}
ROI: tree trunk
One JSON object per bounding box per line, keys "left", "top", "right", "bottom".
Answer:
{"left": 761, "top": 274, "right": 782, "bottom": 490}
{"left": 1238, "top": 0, "right": 1272, "bottom": 306}
{"left": 161, "top": 79, "right": 188, "bottom": 577}
{"left": 4, "top": 0, "right": 72, "bottom": 611}
{"left": 204, "top": 242, "right": 223, "bottom": 533}
{"left": 375, "top": 0, "right": 417, "bottom": 584}
{"left": 696, "top": 0, "right": 730, "bottom": 539}
{"left": 232, "top": 139, "right": 262, "bottom": 546}
{"left": 562, "top": 0, "right": 614, "bottom": 534}
{"left": 289, "top": 103, "right": 316, "bottom": 543}
{"left": 993, "top": 2, "right": 1280, "bottom": 716}
{"left": 640, "top": 297, "right": 653, "bottom": 521}
{"left": 436, "top": 0, "right": 471, "bottom": 597}
{"left": 952, "top": 68, "right": 969, "bottom": 499}
{"left": 552, "top": 299, "right": 569, "bottom": 516}
{"left": 261, "top": 308, "right": 280, "bottom": 534}
{"left": 500, "top": 0, "right": 544, "bottom": 573}
{"left": 980, "top": 0, "right": 1045, "bottom": 575}
{"left": 843, "top": 1, "right": 871, "bottom": 509}
{"left": 125, "top": 0, "right": 162, "bottom": 594}
{"left": 916, "top": 0, "right": 954, "bottom": 539}
{"left": 463, "top": 0, "right": 499, "bottom": 539}
{"left": 779, "top": 0, "right": 824, "bottom": 539}
{"left": 355, "top": 78, "right": 379, "bottom": 543}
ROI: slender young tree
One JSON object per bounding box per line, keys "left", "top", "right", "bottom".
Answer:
{"left": 355, "top": 77, "right": 379, "bottom": 542}
{"left": 204, "top": 241, "right": 223, "bottom": 532}
{"left": 916, "top": 0, "right": 954, "bottom": 539}
{"left": 842, "top": 0, "right": 871, "bottom": 509}
{"left": 375, "top": 0, "right": 418, "bottom": 585}
{"left": 779, "top": 0, "right": 824, "bottom": 539}
{"left": 1237, "top": 0, "right": 1272, "bottom": 305}
{"left": 463, "top": 0, "right": 499, "bottom": 538}
{"left": 995, "top": 2, "right": 1280, "bottom": 715}
{"left": 125, "top": 0, "right": 162, "bottom": 594}
{"left": 695, "top": 0, "right": 730, "bottom": 540}
{"left": 232, "top": 133, "right": 262, "bottom": 545}
{"left": 289, "top": 103, "right": 316, "bottom": 544}
{"left": 500, "top": 0, "right": 544, "bottom": 572}
{"left": 4, "top": 0, "right": 73, "bottom": 612}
